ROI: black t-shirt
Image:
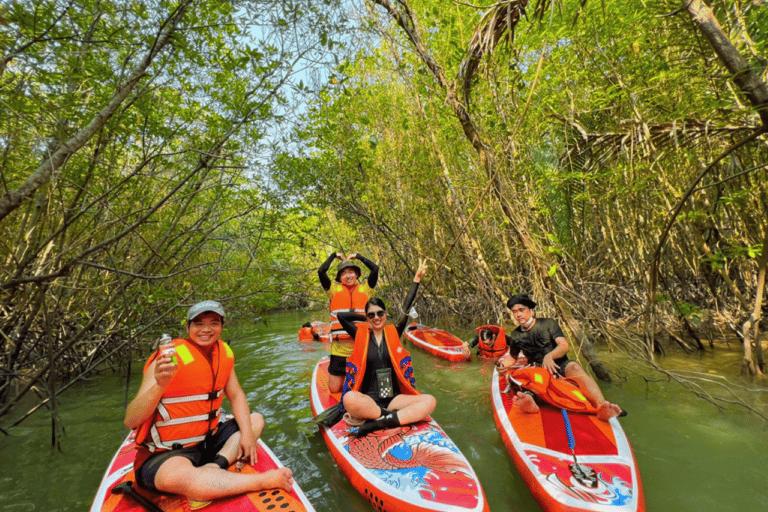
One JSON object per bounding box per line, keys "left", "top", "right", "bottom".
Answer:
{"left": 508, "top": 318, "right": 567, "bottom": 366}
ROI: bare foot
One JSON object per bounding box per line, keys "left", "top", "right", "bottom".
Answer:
{"left": 513, "top": 392, "right": 540, "bottom": 414}
{"left": 596, "top": 401, "right": 622, "bottom": 421}
{"left": 254, "top": 468, "right": 294, "bottom": 492}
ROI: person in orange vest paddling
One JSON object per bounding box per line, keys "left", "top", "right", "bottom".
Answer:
{"left": 124, "top": 301, "right": 293, "bottom": 500}
{"left": 337, "top": 259, "right": 435, "bottom": 437}
{"left": 318, "top": 251, "right": 379, "bottom": 393}
{"left": 497, "top": 294, "right": 623, "bottom": 421}
{"left": 298, "top": 322, "right": 321, "bottom": 342}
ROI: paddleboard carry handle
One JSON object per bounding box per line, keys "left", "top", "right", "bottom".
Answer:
{"left": 112, "top": 481, "right": 165, "bottom": 512}
{"left": 561, "top": 409, "right": 598, "bottom": 488}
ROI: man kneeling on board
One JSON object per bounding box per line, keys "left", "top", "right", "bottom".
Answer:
{"left": 124, "top": 301, "right": 293, "bottom": 500}
{"left": 496, "top": 294, "right": 623, "bottom": 421}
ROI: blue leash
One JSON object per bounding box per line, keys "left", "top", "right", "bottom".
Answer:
{"left": 561, "top": 409, "right": 576, "bottom": 452}
{"left": 561, "top": 409, "right": 598, "bottom": 488}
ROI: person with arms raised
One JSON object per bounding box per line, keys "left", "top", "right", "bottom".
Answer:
{"left": 318, "top": 251, "right": 379, "bottom": 393}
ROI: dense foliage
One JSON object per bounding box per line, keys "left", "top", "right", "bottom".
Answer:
{"left": 0, "top": 0, "right": 348, "bottom": 431}
{"left": 279, "top": 0, "right": 767, "bottom": 378}
{"left": 2, "top": 0, "right": 767, "bottom": 433}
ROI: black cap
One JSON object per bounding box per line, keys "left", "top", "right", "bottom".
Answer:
{"left": 506, "top": 294, "right": 537, "bottom": 309}
{"left": 335, "top": 260, "right": 361, "bottom": 282}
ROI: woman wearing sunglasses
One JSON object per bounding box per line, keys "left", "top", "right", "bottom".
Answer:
{"left": 336, "top": 259, "right": 435, "bottom": 437}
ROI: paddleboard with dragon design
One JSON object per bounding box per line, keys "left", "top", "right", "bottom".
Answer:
{"left": 491, "top": 367, "right": 645, "bottom": 512}
{"left": 310, "top": 356, "right": 488, "bottom": 512}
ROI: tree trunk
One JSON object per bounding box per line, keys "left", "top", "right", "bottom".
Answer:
{"left": 742, "top": 226, "right": 768, "bottom": 375}
{"left": 0, "top": 1, "right": 193, "bottom": 222}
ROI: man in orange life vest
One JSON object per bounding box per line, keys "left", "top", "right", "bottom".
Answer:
{"left": 497, "top": 294, "right": 623, "bottom": 421}
{"left": 318, "top": 252, "right": 379, "bottom": 393}
{"left": 124, "top": 301, "right": 293, "bottom": 500}
{"left": 299, "top": 322, "right": 320, "bottom": 342}
{"left": 466, "top": 325, "right": 511, "bottom": 359}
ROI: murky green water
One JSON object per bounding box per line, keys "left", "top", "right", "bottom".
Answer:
{"left": 1, "top": 310, "right": 767, "bottom": 511}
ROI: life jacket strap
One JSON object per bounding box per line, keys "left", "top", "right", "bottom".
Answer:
{"left": 155, "top": 409, "right": 220, "bottom": 428}
{"left": 159, "top": 389, "right": 223, "bottom": 405}
{"left": 146, "top": 431, "right": 208, "bottom": 453}
{"left": 144, "top": 408, "right": 221, "bottom": 452}
{"left": 329, "top": 307, "right": 366, "bottom": 316}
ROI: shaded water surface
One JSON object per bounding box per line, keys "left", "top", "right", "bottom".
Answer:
{"left": 1, "top": 310, "right": 767, "bottom": 511}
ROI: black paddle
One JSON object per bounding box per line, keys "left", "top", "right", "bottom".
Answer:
{"left": 111, "top": 481, "right": 165, "bottom": 512}
{"left": 312, "top": 403, "right": 344, "bottom": 427}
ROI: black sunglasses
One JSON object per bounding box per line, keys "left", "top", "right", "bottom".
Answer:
{"left": 366, "top": 310, "right": 386, "bottom": 319}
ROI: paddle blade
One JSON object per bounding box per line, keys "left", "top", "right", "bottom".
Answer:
{"left": 313, "top": 405, "right": 343, "bottom": 428}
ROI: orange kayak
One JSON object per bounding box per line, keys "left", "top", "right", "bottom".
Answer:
{"left": 310, "top": 356, "right": 489, "bottom": 512}
{"left": 90, "top": 431, "right": 315, "bottom": 512}
{"left": 491, "top": 367, "right": 645, "bottom": 512}
{"left": 404, "top": 323, "right": 471, "bottom": 362}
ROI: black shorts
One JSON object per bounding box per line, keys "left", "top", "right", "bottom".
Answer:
{"left": 135, "top": 418, "right": 240, "bottom": 491}
{"left": 370, "top": 395, "right": 394, "bottom": 409}
{"left": 328, "top": 354, "right": 347, "bottom": 377}
{"left": 556, "top": 358, "right": 576, "bottom": 377}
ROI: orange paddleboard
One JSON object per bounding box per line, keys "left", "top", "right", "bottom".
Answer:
{"left": 491, "top": 367, "right": 645, "bottom": 512}
{"left": 310, "top": 356, "right": 488, "bottom": 512}
{"left": 404, "top": 323, "right": 471, "bottom": 362}
{"left": 90, "top": 431, "right": 315, "bottom": 512}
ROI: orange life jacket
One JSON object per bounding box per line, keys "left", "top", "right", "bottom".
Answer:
{"left": 510, "top": 366, "right": 597, "bottom": 414}
{"left": 476, "top": 324, "right": 508, "bottom": 358}
{"left": 135, "top": 338, "right": 235, "bottom": 452}
{"left": 328, "top": 282, "right": 371, "bottom": 340}
{"left": 298, "top": 326, "right": 315, "bottom": 343}
{"left": 341, "top": 324, "right": 418, "bottom": 410}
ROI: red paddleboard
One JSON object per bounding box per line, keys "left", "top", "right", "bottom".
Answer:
{"left": 491, "top": 367, "right": 645, "bottom": 512}
{"left": 298, "top": 321, "right": 330, "bottom": 344}
{"left": 404, "top": 323, "right": 471, "bottom": 362}
{"left": 310, "top": 356, "right": 489, "bottom": 512}
{"left": 90, "top": 431, "right": 315, "bottom": 512}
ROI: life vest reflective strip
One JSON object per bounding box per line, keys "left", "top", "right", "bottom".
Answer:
{"left": 328, "top": 282, "right": 371, "bottom": 338}
{"left": 510, "top": 366, "right": 597, "bottom": 414}
{"left": 135, "top": 338, "right": 235, "bottom": 452}
{"left": 476, "top": 324, "right": 508, "bottom": 357}
{"left": 341, "top": 324, "right": 418, "bottom": 412}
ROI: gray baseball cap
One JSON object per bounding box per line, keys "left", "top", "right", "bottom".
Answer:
{"left": 186, "top": 300, "right": 225, "bottom": 322}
